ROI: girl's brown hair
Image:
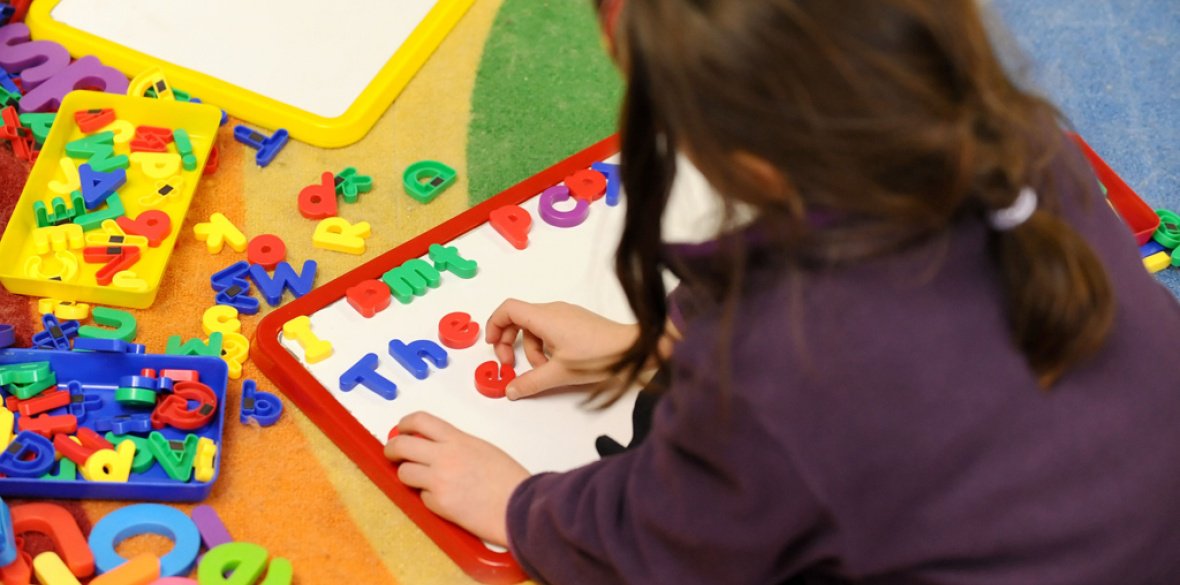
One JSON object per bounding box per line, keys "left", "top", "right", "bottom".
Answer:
{"left": 599, "top": 0, "right": 1115, "bottom": 400}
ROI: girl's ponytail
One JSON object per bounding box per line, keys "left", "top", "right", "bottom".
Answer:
{"left": 602, "top": 0, "right": 1119, "bottom": 393}
{"left": 986, "top": 188, "right": 1115, "bottom": 388}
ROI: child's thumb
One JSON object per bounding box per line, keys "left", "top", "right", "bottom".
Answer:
{"left": 506, "top": 363, "right": 566, "bottom": 400}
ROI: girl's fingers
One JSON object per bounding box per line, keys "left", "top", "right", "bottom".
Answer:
{"left": 419, "top": 489, "right": 444, "bottom": 516}
{"left": 496, "top": 324, "right": 520, "bottom": 348}
{"left": 486, "top": 299, "right": 535, "bottom": 344}
{"left": 494, "top": 325, "right": 519, "bottom": 366}
{"left": 398, "top": 411, "right": 457, "bottom": 441}
{"left": 522, "top": 330, "right": 548, "bottom": 368}
{"left": 396, "top": 462, "right": 434, "bottom": 490}
{"left": 506, "top": 362, "right": 568, "bottom": 401}
{"left": 384, "top": 435, "right": 437, "bottom": 464}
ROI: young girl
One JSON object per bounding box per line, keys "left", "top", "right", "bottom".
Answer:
{"left": 386, "top": 0, "right": 1180, "bottom": 583}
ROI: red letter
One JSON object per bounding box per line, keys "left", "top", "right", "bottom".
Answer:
{"left": 489, "top": 205, "right": 531, "bottom": 250}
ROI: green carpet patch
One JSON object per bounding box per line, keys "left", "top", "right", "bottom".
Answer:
{"left": 467, "top": 0, "right": 623, "bottom": 205}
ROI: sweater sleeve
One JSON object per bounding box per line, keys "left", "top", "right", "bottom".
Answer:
{"left": 506, "top": 364, "right": 832, "bottom": 585}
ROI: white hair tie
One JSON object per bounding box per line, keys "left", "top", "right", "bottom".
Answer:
{"left": 989, "top": 187, "right": 1038, "bottom": 231}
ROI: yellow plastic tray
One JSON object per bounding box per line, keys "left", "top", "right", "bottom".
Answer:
{"left": 0, "top": 91, "right": 220, "bottom": 308}
{"left": 26, "top": 0, "right": 476, "bottom": 148}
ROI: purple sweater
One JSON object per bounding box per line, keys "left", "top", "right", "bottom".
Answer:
{"left": 507, "top": 151, "right": 1180, "bottom": 584}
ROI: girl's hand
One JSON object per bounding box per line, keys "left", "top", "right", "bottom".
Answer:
{"left": 385, "top": 412, "right": 530, "bottom": 547}
{"left": 485, "top": 299, "right": 641, "bottom": 400}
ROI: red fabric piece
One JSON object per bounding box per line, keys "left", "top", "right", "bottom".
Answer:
{"left": 0, "top": 146, "right": 34, "bottom": 347}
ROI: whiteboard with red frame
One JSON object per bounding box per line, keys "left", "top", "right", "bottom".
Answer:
{"left": 251, "top": 137, "right": 726, "bottom": 584}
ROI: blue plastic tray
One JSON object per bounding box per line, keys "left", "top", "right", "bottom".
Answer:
{"left": 0, "top": 349, "right": 227, "bottom": 501}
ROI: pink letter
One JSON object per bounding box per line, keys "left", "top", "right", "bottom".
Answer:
{"left": 0, "top": 23, "right": 71, "bottom": 89}
{"left": 19, "top": 56, "right": 129, "bottom": 113}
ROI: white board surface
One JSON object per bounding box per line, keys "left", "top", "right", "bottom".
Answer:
{"left": 50, "top": 0, "right": 437, "bottom": 118}
{"left": 280, "top": 157, "right": 725, "bottom": 476}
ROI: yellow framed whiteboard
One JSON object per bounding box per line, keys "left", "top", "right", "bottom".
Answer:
{"left": 26, "top": 0, "right": 475, "bottom": 148}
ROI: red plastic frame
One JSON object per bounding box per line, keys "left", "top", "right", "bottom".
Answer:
{"left": 1070, "top": 133, "right": 1160, "bottom": 245}
{"left": 251, "top": 136, "right": 619, "bottom": 585}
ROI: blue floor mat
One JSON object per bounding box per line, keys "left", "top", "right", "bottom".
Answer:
{"left": 991, "top": 0, "right": 1180, "bottom": 295}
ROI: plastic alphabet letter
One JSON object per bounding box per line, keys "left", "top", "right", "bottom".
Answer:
{"left": 281, "top": 316, "right": 332, "bottom": 363}
{"left": 10, "top": 502, "right": 94, "bottom": 578}
{"left": 428, "top": 244, "right": 478, "bottom": 279}
{"left": 240, "top": 380, "right": 283, "bottom": 427}
{"left": 18, "top": 414, "right": 77, "bottom": 437}
{"left": 32, "top": 313, "right": 78, "bottom": 350}
{"left": 0, "top": 498, "right": 12, "bottom": 566}
{"left": 194, "top": 437, "right": 217, "bottom": 482}
{"left": 388, "top": 339, "right": 448, "bottom": 380}
{"left": 591, "top": 162, "right": 621, "bottom": 206}
{"left": 297, "top": 172, "right": 338, "bottom": 219}
{"left": 73, "top": 193, "right": 127, "bottom": 232}
{"left": 97, "top": 415, "right": 152, "bottom": 436}
{"left": 0, "top": 431, "right": 56, "bottom": 476}
{"left": 246, "top": 234, "right": 286, "bottom": 270}
{"left": 128, "top": 152, "right": 180, "bottom": 179}
{"left": 48, "top": 156, "right": 80, "bottom": 195}
{"left": 38, "top": 298, "right": 89, "bottom": 320}
{"left": 489, "top": 204, "right": 532, "bottom": 249}
{"left": 150, "top": 382, "right": 218, "bottom": 431}
{"left": 346, "top": 279, "right": 391, "bottom": 318}
{"left": 127, "top": 67, "right": 174, "bottom": 100}
{"left": 539, "top": 185, "right": 590, "bottom": 228}
{"left": 81, "top": 440, "right": 135, "bottom": 483}
{"left": 220, "top": 332, "right": 249, "bottom": 380}
{"left": 112, "top": 270, "right": 149, "bottom": 292}
{"left": 89, "top": 553, "right": 159, "bottom": 585}
{"left": 172, "top": 128, "right": 197, "bottom": 171}
{"left": 197, "top": 542, "right": 293, "bottom": 585}
{"left": 381, "top": 259, "right": 440, "bottom": 304}
{"left": 87, "top": 503, "right": 198, "bottom": 577}
{"left": 475, "top": 361, "right": 516, "bottom": 399}
{"left": 66, "top": 381, "right": 103, "bottom": 421}
{"left": 215, "top": 287, "right": 260, "bottom": 315}
{"left": 312, "top": 217, "right": 371, "bottom": 255}
{"left": 438, "top": 312, "right": 479, "bottom": 349}
{"left": 193, "top": 213, "right": 247, "bottom": 254}
{"left": 74, "top": 108, "right": 115, "bottom": 132}
{"left": 33, "top": 551, "right": 82, "bottom": 585}
{"left": 211, "top": 261, "right": 251, "bottom": 292}
{"left": 17, "top": 388, "right": 69, "bottom": 417}
{"left": 43, "top": 457, "right": 79, "bottom": 481}
{"left": 129, "top": 125, "right": 172, "bottom": 153}
{"left": 565, "top": 168, "right": 608, "bottom": 203}
{"left": 115, "top": 210, "right": 172, "bottom": 247}
{"left": 32, "top": 224, "right": 84, "bottom": 254}
{"left": 83, "top": 219, "right": 149, "bottom": 249}
{"left": 77, "top": 307, "right": 137, "bottom": 341}
{"left": 145, "top": 433, "right": 199, "bottom": 482}
{"left": 232, "top": 125, "right": 287, "bottom": 167}
{"left": 55, "top": 434, "right": 98, "bottom": 467}
{"left": 0, "top": 408, "right": 12, "bottom": 452}
{"left": 78, "top": 164, "right": 126, "bottom": 210}
{"left": 334, "top": 167, "right": 372, "bottom": 203}
{"left": 339, "top": 354, "right": 398, "bottom": 400}
{"left": 0, "top": 24, "right": 70, "bottom": 90}
{"left": 248, "top": 260, "right": 317, "bottom": 306}
{"left": 191, "top": 505, "right": 233, "bottom": 551}
{"left": 165, "top": 332, "right": 223, "bottom": 357}
{"left": 0, "top": 360, "right": 54, "bottom": 388}
{"left": 19, "top": 56, "right": 129, "bottom": 113}
{"left": 402, "top": 160, "right": 456, "bottom": 204}
{"left": 202, "top": 305, "right": 241, "bottom": 336}
{"left": 22, "top": 113, "right": 59, "bottom": 146}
